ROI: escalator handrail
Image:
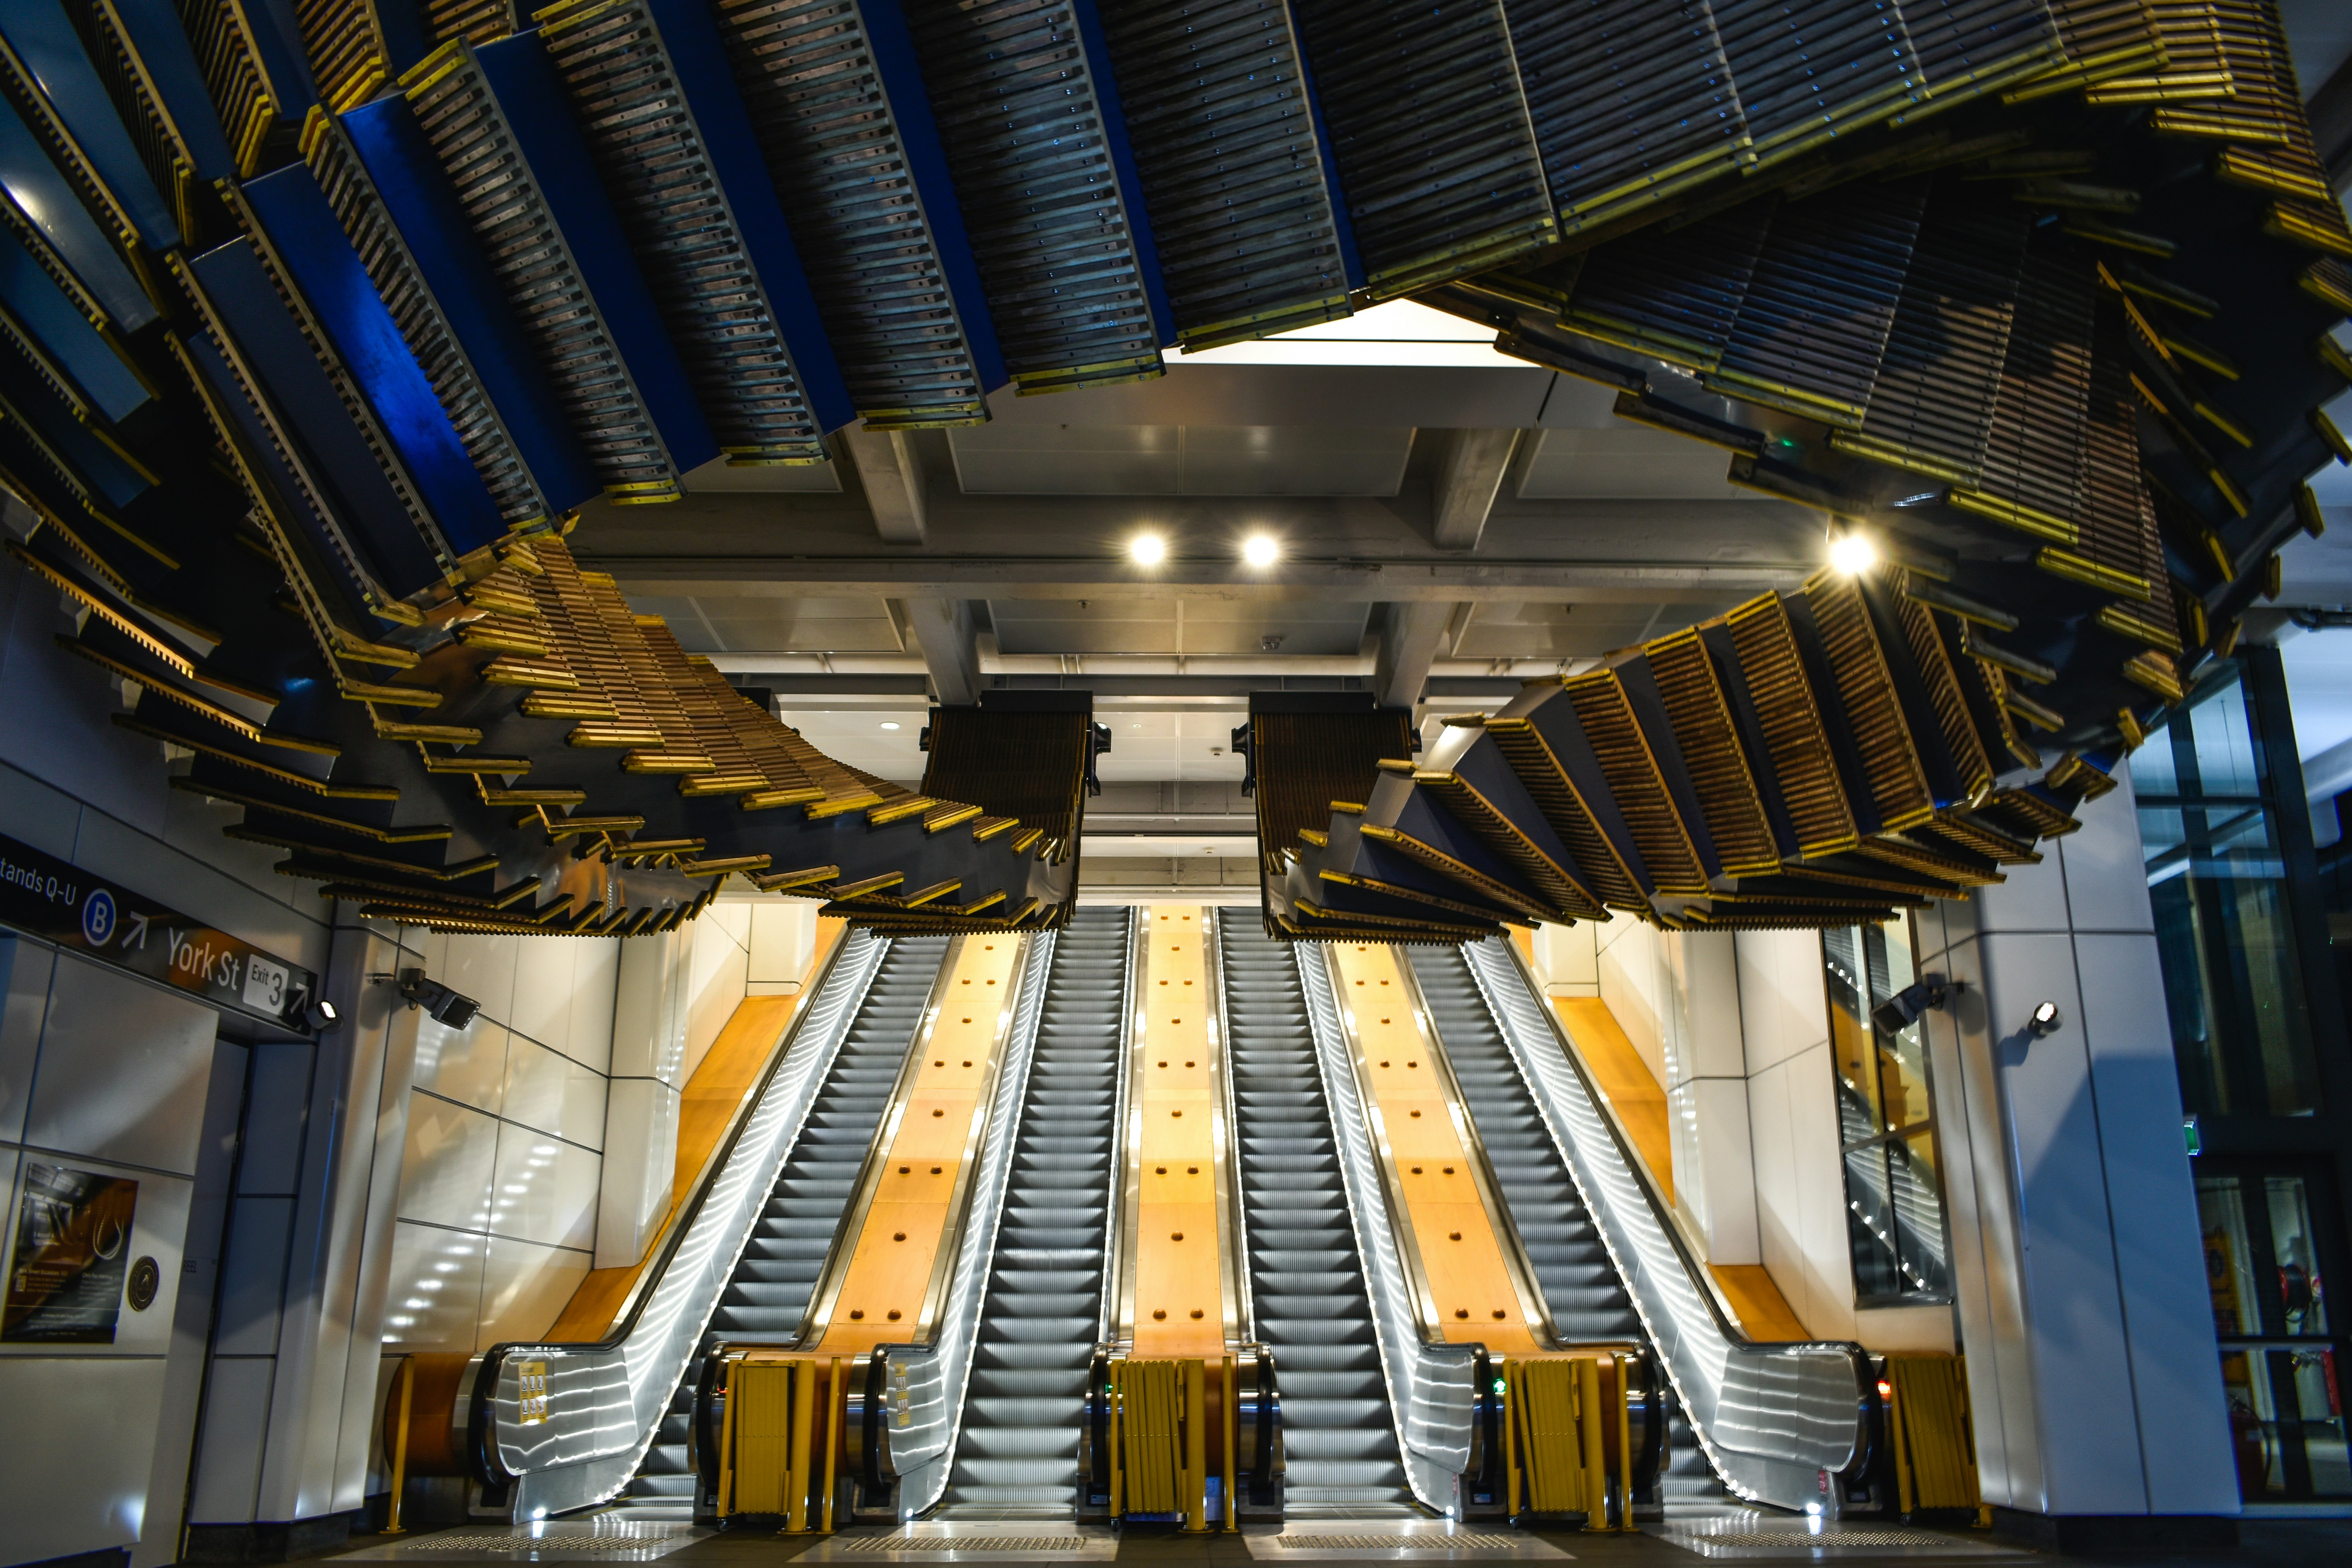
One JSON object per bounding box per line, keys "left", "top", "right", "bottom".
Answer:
{"left": 1095, "top": 907, "right": 1141, "bottom": 1346}
{"left": 462, "top": 928, "right": 895, "bottom": 1501}
{"left": 1205, "top": 907, "right": 1259, "bottom": 1348}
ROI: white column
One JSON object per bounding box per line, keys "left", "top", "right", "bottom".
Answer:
{"left": 597, "top": 932, "right": 688, "bottom": 1268}
{"left": 1660, "top": 931, "right": 1760, "bottom": 1266}
{"left": 1917, "top": 770, "right": 2236, "bottom": 1525}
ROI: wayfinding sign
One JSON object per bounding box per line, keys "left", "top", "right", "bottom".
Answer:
{"left": 0, "top": 830, "right": 318, "bottom": 1030}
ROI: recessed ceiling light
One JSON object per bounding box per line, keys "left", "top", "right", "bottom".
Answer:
{"left": 1829, "top": 533, "right": 1877, "bottom": 575}
{"left": 1242, "top": 534, "right": 1279, "bottom": 567}
{"left": 1129, "top": 532, "right": 1167, "bottom": 566}
{"left": 879, "top": 721, "right": 900, "bottom": 731}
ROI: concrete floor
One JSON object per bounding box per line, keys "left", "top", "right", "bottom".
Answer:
{"left": 315, "top": 1516, "right": 2352, "bottom": 1568}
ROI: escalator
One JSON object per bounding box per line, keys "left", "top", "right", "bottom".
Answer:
{"left": 613, "top": 934, "right": 951, "bottom": 1518}
{"left": 940, "top": 908, "right": 1131, "bottom": 1513}
{"left": 1406, "top": 945, "right": 1724, "bottom": 1513}
{"left": 1219, "top": 911, "right": 1416, "bottom": 1514}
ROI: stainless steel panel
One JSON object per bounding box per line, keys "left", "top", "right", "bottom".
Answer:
{"left": 397, "top": 1095, "right": 500, "bottom": 1231}
{"left": 509, "top": 936, "right": 583, "bottom": 1055}
{"left": 413, "top": 1017, "right": 512, "bottom": 1115}
{"left": 0, "top": 936, "right": 54, "bottom": 1145}
{"left": 478, "top": 1237, "right": 594, "bottom": 1353}
{"left": 24, "top": 952, "right": 217, "bottom": 1176}
{"left": 212, "top": 1195, "right": 294, "bottom": 1357}
{"left": 0, "top": 1357, "right": 170, "bottom": 1558}
{"left": 500, "top": 1035, "right": 608, "bottom": 1149}
{"left": 189, "top": 1355, "right": 276, "bottom": 1523}
{"left": 488, "top": 1126, "right": 601, "bottom": 1251}
{"left": 380, "top": 1221, "right": 489, "bottom": 1355}
{"left": 235, "top": 1043, "right": 314, "bottom": 1196}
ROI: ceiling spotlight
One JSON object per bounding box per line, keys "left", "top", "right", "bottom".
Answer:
{"left": 879, "top": 721, "right": 900, "bottom": 731}
{"left": 1129, "top": 533, "right": 1167, "bottom": 567}
{"left": 2028, "top": 999, "right": 2063, "bottom": 1038}
{"left": 1242, "top": 534, "right": 1279, "bottom": 568}
{"left": 1829, "top": 532, "right": 1878, "bottom": 575}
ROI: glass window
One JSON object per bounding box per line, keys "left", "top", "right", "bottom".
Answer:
{"left": 2198, "top": 1170, "right": 2348, "bottom": 1499}
{"left": 2131, "top": 661, "right": 2323, "bottom": 1118}
{"left": 1823, "top": 918, "right": 1950, "bottom": 1303}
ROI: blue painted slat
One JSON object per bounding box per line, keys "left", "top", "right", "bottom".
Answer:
{"left": 475, "top": 30, "right": 716, "bottom": 474}
{"left": 339, "top": 96, "right": 601, "bottom": 516}
{"left": 106, "top": 0, "right": 237, "bottom": 180}
{"left": 243, "top": 0, "right": 323, "bottom": 111}
{"left": 0, "top": 226, "right": 149, "bottom": 423}
{"left": 243, "top": 164, "right": 506, "bottom": 556}
{"left": 0, "top": 98, "right": 152, "bottom": 330}
{"left": 178, "top": 327, "right": 376, "bottom": 625}
{"left": 0, "top": 350, "right": 148, "bottom": 506}
{"left": 0, "top": 0, "right": 178, "bottom": 249}
{"left": 190, "top": 237, "right": 445, "bottom": 597}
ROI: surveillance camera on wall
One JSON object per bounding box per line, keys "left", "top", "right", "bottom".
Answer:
{"left": 1869, "top": 974, "right": 1949, "bottom": 1036}
{"left": 397, "top": 968, "right": 480, "bottom": 1030}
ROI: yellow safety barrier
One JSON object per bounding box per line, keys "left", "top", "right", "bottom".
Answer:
{"left": 1497, "top": 1352, "right": 1638, "bottom": 1530}
{"left": 717, "top": 1355, "right": 847, "bottom": 1530}
{"left": 1886, "top": 1354, "right": 1983, "bottom": 1519}
{"left": 1104, "top": 1357, "right": 1229, "bottom": 1531}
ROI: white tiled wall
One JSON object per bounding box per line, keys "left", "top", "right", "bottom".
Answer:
{"left": 380, "top": 933, "right": 619, "bottom": 1353}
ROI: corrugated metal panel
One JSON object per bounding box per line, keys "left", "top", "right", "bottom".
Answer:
{"left": 1094, "top": 0, "right": 1352, "bottom": 348}
{"left": 705, "top": 0, "right": 995, "bottom": 427}
{"left": 1289, "top": 0, "right": 1553, "bottom": 297}
{"left": 539, "top": 0, "right": 841, "bottom": 463}
{"left": 899, "top": 0, "right": 1166, "bottom": 396}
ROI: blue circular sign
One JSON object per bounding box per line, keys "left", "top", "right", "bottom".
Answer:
{"left": 81, "top": 888, "right": 116, "bottom": 947}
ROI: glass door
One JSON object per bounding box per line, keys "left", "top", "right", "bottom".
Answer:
{"left": 2196, "top": 1165, "right": 2349, "bottom": 1498}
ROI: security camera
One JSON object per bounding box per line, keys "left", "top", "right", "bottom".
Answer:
{"left": 1869, "top": 973, "right": 1949, "bottom": 1036}
{"left": 397, "top": 969, "right": 480, "bottom": 1030}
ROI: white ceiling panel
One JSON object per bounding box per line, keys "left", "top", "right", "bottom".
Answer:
{"left": 989, "top": 597, "right": 1372, "bottom": 657}
{"left": 631, "top": 594, "right": 903, "bottom": 655}
{"left": 1515, "top": 425, "right": 1747, "bottom": 500}
{"left": 949, "top": 424, "right": 1414, "bottom": 496}
{"left": 681, "top": 454, "right": 841, "bottom": 493}
{"left": 1450, "top": 599, "right": 1740, "bottom": 660}
{"left": 774, "top": 705, "right": 926, "bottom": 787}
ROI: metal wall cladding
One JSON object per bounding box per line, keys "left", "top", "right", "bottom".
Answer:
{"left": 1289, "top": 0, "right": 1554, "bottom": 296}
{"left": 1093, "top": 0, "right": 1354, "bottom": 347}
{"left": 899, "top": 0, "right": 1167, "bottom": 394}
{"left": 0, "top": 1358, "right": 172, "bottom": 1560}
{"left": 19, "top": 952, "right": 218, "bottom": 1179}
{"left": 705, "top": 0, "right": 998, "bottom": 428}
{"left": 0, "top": 937, "right": 55, "bottom": 1147}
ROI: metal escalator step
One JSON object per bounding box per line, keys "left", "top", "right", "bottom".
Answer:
{"left": 1220, "top": 913, "right": 1416, "bottom": 1513}
{"left": 942, "top": 912, "right": 1128, "bottom": 1513}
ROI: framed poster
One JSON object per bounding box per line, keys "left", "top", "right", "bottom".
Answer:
{"left": 3, "top": 1163, "right": 138, "bottom": 1344}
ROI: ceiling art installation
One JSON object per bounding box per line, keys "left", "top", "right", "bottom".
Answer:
{"left": 0, "top": 2, "right": 2340, "bottom": 939}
